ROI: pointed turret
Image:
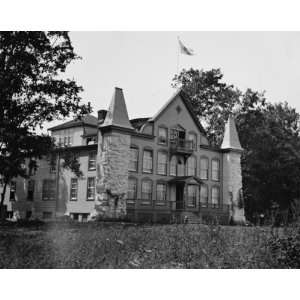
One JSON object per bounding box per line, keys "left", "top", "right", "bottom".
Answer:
{"left": 101, "top": 87, "right": 134, "bottom": 130}
{"left": 221, "top": 114, "right": 246, "bottom": 225}
{"left": 221, "top": 115, "right": 243, "bottom": 151}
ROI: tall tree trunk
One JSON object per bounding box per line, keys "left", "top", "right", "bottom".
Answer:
{"left": 0, "top": 182, "right": 8, "bottom": 221}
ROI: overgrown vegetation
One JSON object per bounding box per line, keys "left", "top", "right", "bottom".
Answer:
{"left": 0, "top": 223, "right": 299, "bottom": 268}
{"left": 172, "top": 68, "right": 300, "bottom": 222}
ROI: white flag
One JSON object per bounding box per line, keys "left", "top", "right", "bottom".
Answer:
{"left": 178, "top": 38, "right": 194, "bottom": 55}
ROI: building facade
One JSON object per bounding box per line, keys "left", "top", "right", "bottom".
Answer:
{"left": 2, "top": 87, "right": 246, "bottom": 224}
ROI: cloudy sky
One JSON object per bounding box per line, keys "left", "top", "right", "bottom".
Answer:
{"left": 48, "top": 31, "right": 300, "bottom": 129}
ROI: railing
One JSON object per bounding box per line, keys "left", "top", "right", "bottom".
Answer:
{"left": 127, "top": 199, "right": 231, "bottom": 212}
{"left": 169, "top": 138, "right": 194, "bottom": 153}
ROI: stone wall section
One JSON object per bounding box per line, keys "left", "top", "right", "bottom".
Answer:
{"left": 223, "top": 151, "right": 246, "bottom": 224}
{"left": 94, "top": 130, "right": 131, "bottom": 219}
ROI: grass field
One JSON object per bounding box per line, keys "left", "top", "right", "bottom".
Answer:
{"left": 0, "top": 222, "right": 299, "bottom": 268}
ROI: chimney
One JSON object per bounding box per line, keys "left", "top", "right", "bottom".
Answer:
{"left": 97, "top": 110, "right": 107, "bottom": 125}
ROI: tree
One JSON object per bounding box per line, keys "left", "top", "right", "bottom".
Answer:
{"left": 172, "top": 68, "right": 300, "bottom": 220}
{"left": 0, "top": 32, "right": 91, "bottom": 218}
{"left": 172, "top": 68, "right": 241, "bottom": 146}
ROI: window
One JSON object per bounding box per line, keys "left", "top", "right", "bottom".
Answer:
{"left": 129, "top": 147, "right": 139, "bottom": 172}
{"left": 187, "top": 156, "right": 196, "bottom": 176}
{"left": 70, "top": 178, "right": 78, "bottom": 201}
{"left": 88, "top": 152, "right": 96, "bottom": 171}
{"left": 200, "top": 184, "right": 208, "bottom": 207}
{"left": 200, "top": 157, "right": 209, "bottom": 180}
{"left": 9, "top": 181, "right": 16, "bottom": 201}
{"left": 42, "top": 179, "right": 56, "bottom": 201}
{"left": 27, "top": 180, "right": 35, "bottom": 201}
{"left": 170, "top": 156, "right": 177, "bottom": 176}
{"left": 67, "top": 136, "right": 73, "bottom": 146}
{"left": 49, "top": 154, "right": 56, "bottom": 174}
{"left": 64, "top": 136, "right": 68, "bottom": 146}
{"left": 42, "top": 211, "right": 53, "bottom": 219}
{"left": 157, "top": 151, "right": 167, "bottom": 175}
{"left": 212, "top": 186, "right": 220, "bottom": 207}
{"left": 188, "top": 132, "right": 197, "bottom": 150}
{"left": 143, "top": 150, "right": 153, "bottom": 173}
{"left": 187, "top": 185, "right": 197, "bottom": 207}
{"left": 87, "top": 177, "right": 95, "bottom": 201}
{"left": 127, "top": 178, "right": 137, "bottom": 203}
{"left": 212, "top": 159, "right": 220, "bottom": 181}
{"left": 141, "top": 180, "right": 152, "bottom": 204}
{"left": 177, "top": 157, "right": 185, "bottom": 176}
{"left": 156, "top": 183, "right": 167, "bottom": 204}
{"left": 158, "top": 127, "right": 168, "bottom": 145}
{"left": 170, "top": 155, "right": 185, "bottom": 176}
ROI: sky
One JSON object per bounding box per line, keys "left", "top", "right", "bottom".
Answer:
{"left": 47, "top": 31, "right": 300, "bottom": 129}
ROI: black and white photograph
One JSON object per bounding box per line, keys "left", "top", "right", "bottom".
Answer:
{"left": 1, "top": 1, "right": 300, "bottom": 299}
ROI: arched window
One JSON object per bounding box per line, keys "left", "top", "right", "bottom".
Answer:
{"left": 170, "top": 155, "right": 185, "bottom": 176}
{"left": 129, "top": 146, "right": 139, "bottom": 172}
{"left": 156, "top": 182, "right": 167, "bottom": 204}
{"left": 142, "top": 149, "right": 153, "bottom": 173}
{"left": 187, "top": 185, "right": 197, "bottom": 207}
{"left": 200, "top": 184, "right": 208, "bottom": 207}
{"left": 141, "top": 179, "right": 152, "bottom": 204}
{"left": 157, "top": 151, "right": 168, "bottom": 175}
{"left": 200, "top": 157, "right": 209, "bottom": 180}
{"left": 127, "top": 177, "right": 137, "bottom": 203}
{"left": 212, "top": 159, "right": 220, "bottom": 181}
{"left": 187, "top": 156, "right": 196, "bottom": 176}
{"left": 211, "top": 186, "right": 220, "bottom": 207}
{"left": 158, "top": 126, "right": 168, "bottom": 145}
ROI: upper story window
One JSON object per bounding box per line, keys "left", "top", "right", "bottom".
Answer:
{"left": 27, "top": 180, "right": 35, "bottom": 201}
{"left": 88, "top": 152, "right": 96, "bottom": 171}
{"left": 70, "top": 178, "right": 78, "bottom": 201}
{"left": 212, "top": 159, "right": 220, "bottom": 181}
{"left": 187, "top": 156, "right": 196, "bottom": 176}
{"left": 42, "top": 179, "right": 55, "bottom": 201}
{"left": 170, "top": 126, "right": 186, "bottom": 141}
{"left": 200, "top": 157, "right": 209, "bottom": 180}
{"left": 157, "top": 151, "right": 167, "bottom": 175}
{"left": 129, "top": 147, "right": 139, "bottom": 172}
{"left": 143, "top": 149, "right": 153, "bottom": 173}
{"left": 187, "top": 185, "right": 197, "bottom": 207}
{"left": 87, "top": 177, "right": 95, "bottom": 201}
{"left": 141, "top": 179, "right": 152, "bottom": 204}
{"left": 9, "top": 181, "right": 16, "bottom": 201}
{"left": 200, "top": 184, "right": 208, "bottom": 207}
{"left": 188, "top": 132, "right": 197, "bottom": 150}
{"left": 156, "top": 182, "right": 167, "bottom": 203}
{"left": 127, "top": 177, "right": 137, "bottom": 203}
{"left": 170, "top": 155, "right": 185, "bottom": 176}
{"left": 158, "top": 126, "right": 168, "bottom": 145}
{"left": 211, "top": 186, "right": 220, "bottom": 207}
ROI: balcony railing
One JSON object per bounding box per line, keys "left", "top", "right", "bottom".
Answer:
{"left": 169, "top": 138, "right": 194, "bottom": 154}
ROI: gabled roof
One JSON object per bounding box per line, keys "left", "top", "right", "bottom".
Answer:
{"left": 101, "top": 87, "right": 134, "bottom": 130}
{"left": 48, "top": 115, "right": 98, "bottom": 131}
{"left": 149, "top": 89, "right": 207, "bottom": 135}
{"left": 130, "top": 117, "right": 150, "bottom": 130}
{"left": 221, "top": 115, "right": 243, "bottom": 151}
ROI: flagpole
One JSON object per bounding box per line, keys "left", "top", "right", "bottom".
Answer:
{"left": 176, "top": 36, "right": 180, "bottom": 74}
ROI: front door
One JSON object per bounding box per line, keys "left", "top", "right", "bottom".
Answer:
{"left": 176, "top": 184, "right": 185, "bottom": 210}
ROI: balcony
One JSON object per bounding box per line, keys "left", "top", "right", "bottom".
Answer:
{"left": 169, "top": 138, "right": 194, "bottom": 155}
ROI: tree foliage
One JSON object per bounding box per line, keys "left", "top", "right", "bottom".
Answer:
{"left": 173, "top": 68, "right": 300, "bottom": 220}
{"left": 0, "top": 31, "right": 91, "bottom": 212}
